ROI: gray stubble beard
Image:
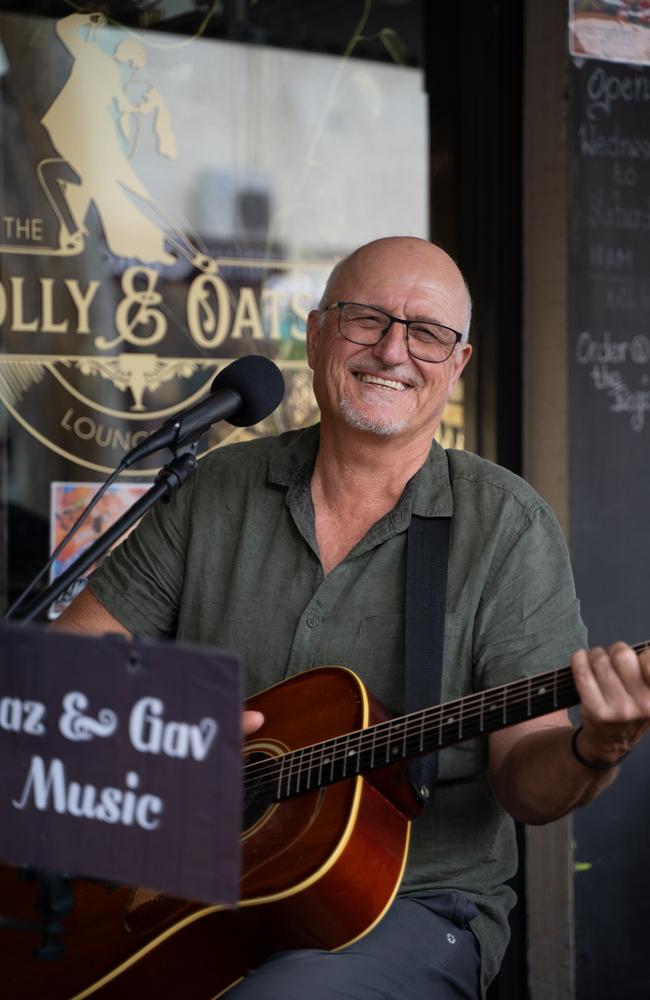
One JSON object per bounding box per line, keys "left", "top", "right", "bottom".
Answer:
{"left": 338, "top": 396, "right": 409, "bottom": 437}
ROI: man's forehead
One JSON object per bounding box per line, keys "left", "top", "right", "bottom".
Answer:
{"left": 334, "top": 239, "right": 460, "bottom": 284}
{"left": 330, "top": 247, "right": 466, "bottom": 313}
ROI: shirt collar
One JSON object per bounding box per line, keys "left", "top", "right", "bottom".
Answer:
{"left": 410, "top": 437, "right": 454, "bottom": 518}
{"left": 267, "top": 422, "right": 454, "bottom": 519}
{"left": 267, "top": 424, "right": 320, "bottom": 489}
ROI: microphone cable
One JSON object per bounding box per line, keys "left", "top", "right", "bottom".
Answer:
{"left": 2, "top": 464, "right": 127, "bottom": 621}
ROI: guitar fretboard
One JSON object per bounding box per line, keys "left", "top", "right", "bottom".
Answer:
{"left": 244, "top": 641, "right": 649, "bottom": 807}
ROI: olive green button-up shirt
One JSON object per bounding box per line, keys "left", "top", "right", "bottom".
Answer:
{"left": 90, "top": 423, "right": 586, "bottom": 992}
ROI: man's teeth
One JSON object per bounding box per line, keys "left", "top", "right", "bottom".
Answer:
{"left": 357, "top": 373, "right": 407, "bottom": 391}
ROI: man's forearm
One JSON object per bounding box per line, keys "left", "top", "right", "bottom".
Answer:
{"left": 492, "top": 725, "right": 619, "bottom": 825}
{"left": 51, "top": 587, "right": 132, "bottom": 637}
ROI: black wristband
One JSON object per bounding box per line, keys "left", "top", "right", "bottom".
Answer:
{"left": 570, "top": 726, "right": 630, "bottom": 771}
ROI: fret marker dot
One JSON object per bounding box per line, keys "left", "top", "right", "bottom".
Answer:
{"left": 348, "top": 750, "right": 356, "bottom": 756}
{"left": 537, "top": 687, "right": 547, "bottom": 695}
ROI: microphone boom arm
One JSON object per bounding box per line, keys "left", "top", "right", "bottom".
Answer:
{"left": 6, "top": 355, "right": 285, "bottom": 625}
{"left": 10, "top": 452, "right": 198, "bottom": 625}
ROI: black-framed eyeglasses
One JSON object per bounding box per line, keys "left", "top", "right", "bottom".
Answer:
{"left": 321, "top": 301, "right": 463, "bottom": 363}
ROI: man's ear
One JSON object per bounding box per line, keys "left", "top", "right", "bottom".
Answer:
{"left": 450, "top": 342, "right": 472, "bottom": 387}
{"left": 306, "top": 309, "right": 321, "bottom": 371}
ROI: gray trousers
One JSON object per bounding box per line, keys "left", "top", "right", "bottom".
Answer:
{"left": 226, "top": 891, "right": 481, "bottom": 999}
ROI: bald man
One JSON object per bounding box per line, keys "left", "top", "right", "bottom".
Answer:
{"left": 58, "top": 237, "right": 650, "bottom": 998}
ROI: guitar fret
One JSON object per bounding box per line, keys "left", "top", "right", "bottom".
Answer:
{"left": 298, "top": 747, "right": 307, "bottom": 794}
{"left": 369, "top": 724, "right": 378, "bottom": 770}
{"left": 341, "top": 732, "right": 361, "bottom": 777}
{"left": 441, "top": 706, "right": 458, "bottom": 741}
{"left": 296, "top": 748, "right": 304, "bottom": 794}
{"left": 388, "top": 720, "right": 403, "bottom": 761}
{"left": 277, "top": 753, "right": 286, "bottom": 800}
{"left": 286, "top": 748, "right": 298, "bottom": 797}
{"left": 532, "top": 681, "right": 546, "bottom": 720}
{"left": 284, "top": 750, "right": 292, "bottom": 797}
{"left": 354, "top": 730, "right": 363, "bottom": 773}
{"left": 368, "top": 725, "right": 378, "bottom": 765}
{"left": 245, "top": 643, "right": 646, "bottom": 807}
{"left": 295, "top": 747, "right": 305, "bottom": 795}
{"left": 329, "top": 741, "right": 336, "bottom": 783}
{"left": 341, "top": 734, "right": 350, "bottom": 778}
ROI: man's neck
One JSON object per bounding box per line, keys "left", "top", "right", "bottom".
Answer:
{"left": 313, "top": 421, "right": 435, "bottom": 506}
{"left": 309, "top": 423, "right": 435, "bottom": 575}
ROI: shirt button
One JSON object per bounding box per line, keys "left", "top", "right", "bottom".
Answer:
{"left": 306, "top": 615, "right": 320, "bottom": 628}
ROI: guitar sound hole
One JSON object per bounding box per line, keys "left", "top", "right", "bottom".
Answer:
{"left": 243, "top": 751, "right": 276, "bottom": 831}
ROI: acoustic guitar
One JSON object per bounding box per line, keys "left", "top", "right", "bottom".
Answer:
{"left": 2, "top": 644, "right": 647, "bottom": 999}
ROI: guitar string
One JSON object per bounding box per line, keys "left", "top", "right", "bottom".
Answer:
{"left": 242, "top": 672, "right": 580, "bottom": 791}
{"left": 243, "top": 641, "right": 649, "bottom": 794}
{"left": 244, "top": 638, "right": 648, "bottom": 786}
{"left": 243, "top": 672, "right": 579, "bottom": 792}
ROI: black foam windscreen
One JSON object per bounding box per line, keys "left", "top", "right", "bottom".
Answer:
{"left": 211, "top": 355, "right": 285, "bottom": 427}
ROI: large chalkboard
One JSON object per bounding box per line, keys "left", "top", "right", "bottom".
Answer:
{"left": 569, "top": 58, "right": 650, "bottom": 1000}
{"left": 569, "top": 59, "right": 650, "bottom": 645}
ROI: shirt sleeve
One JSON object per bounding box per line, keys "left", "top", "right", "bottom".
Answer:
{"left": 472, "top": 502, "right": 588, "bottom": 691}
{"left": 88, "top": 473, "right": 196, "bottom": 637}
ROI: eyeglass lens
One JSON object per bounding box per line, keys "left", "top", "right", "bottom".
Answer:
{"left": 337, "top": 303, "right": 458, "bottom": 362}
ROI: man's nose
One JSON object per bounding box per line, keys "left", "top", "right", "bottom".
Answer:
{"left": 371, "top": 321, "right": 410, "bottom": 365}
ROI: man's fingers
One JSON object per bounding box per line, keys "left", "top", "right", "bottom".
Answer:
{"left": 572, "top": 643, "right": 650, "bottom": 724}
{"left": 604, "top": 643, "right": 650, "bottom": 717}
{"left": 572, "top": 647, "right": 610, "bottom": 711}
{"left": 242, "top": 710, "right": 264, "bottom": 736}
{"left": 640, "top": 646, "right": 650, "bottom": 684}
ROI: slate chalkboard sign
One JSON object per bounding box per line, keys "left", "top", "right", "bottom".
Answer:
{"left": 569, "top": 57, "right": 650, "bottom": 1000}
{"left": 569, "top": 58, "right": 650, "bottom": 646}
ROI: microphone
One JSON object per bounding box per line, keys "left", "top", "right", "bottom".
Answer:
{"left": 121, "top": 355, "right": 285, "bottom": 469}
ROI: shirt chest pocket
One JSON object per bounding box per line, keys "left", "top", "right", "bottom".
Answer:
{"left": 346, "top": 612, "right": 405, "bottom": 711}
{"left": 347, "top": 610, "right": 468, "bottom": 715}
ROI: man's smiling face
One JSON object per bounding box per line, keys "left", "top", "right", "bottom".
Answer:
{"left": 306, "top": 238, "right": 472, "bottom": 445}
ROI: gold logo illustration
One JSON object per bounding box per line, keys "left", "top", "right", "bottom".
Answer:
{"left": 0, "top": 12, "right": 324, "bottom": 473}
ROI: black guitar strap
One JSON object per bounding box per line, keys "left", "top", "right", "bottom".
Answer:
{"left": 404, "top": 498, "right": 450, "bottom": 806}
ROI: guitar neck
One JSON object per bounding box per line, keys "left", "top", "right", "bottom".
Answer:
{"left": 245, "top": 641, "right": 649, "bottom": 805}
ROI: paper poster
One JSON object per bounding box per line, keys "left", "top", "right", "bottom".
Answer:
{"left": 570, "top": 0, "right": 650, "bottom": 66}
{"left": 49, "top": 481, "right": 148, "bottom": 617}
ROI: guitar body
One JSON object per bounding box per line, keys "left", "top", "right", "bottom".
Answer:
{"left": 2, "top": 667, "right": 416, "bottom": 999}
